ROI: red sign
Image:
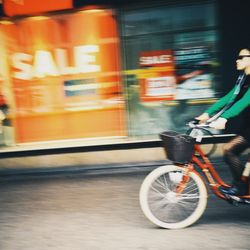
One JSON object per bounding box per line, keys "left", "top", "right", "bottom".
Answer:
{"left": 139, "top": 50, "right": 176, "bottom": 101}
{"left": 3, "top": 0, "right": 73, "bottom": 17}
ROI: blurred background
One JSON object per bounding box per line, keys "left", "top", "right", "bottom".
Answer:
{"left": 0, "top": 0, "right": 249, "bottom": 148}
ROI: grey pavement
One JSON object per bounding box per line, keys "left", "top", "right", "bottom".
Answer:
{"left": 0, "top": 165, "right": 250, "bottom": 250}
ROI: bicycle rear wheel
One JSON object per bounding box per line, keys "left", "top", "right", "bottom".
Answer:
{"left": 139, "top": 165, "right": 207, "bottom": 229}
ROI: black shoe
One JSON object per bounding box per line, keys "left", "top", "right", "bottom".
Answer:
{"left": 219, "top": 182, "right": 248, "bottom": 196}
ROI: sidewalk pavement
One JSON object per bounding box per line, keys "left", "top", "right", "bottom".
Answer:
{"left": 0, "top": 138, "right": 231, "bottom": 176}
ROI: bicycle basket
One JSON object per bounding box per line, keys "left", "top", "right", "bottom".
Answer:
{"left": 159, "top": 130, "right": 195, "bottom": 164}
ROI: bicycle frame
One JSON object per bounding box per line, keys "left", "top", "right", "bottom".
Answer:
{"left": 140, "top": 132, "right": 250, "bottom": 229}
{"left": 180, "top": 143, "right": 250, "bottom": 199}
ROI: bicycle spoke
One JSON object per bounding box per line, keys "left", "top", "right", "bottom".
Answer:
{"left": 160, "top": 174, "right": 173, "bottom": 192}
{"left": 150, "top": 185, "right": 166, "bottom": 196}
{"left": 179, "top": 194, "right": 200, "bottom": 199}
{"left": 177, "top": 199, "right": 198, "bottom": 207}
{"left": 154, "top": 178, "right": 169, "bottom": 191}
{"left": 184, "top": 182, "right": 198, "bottom": 193}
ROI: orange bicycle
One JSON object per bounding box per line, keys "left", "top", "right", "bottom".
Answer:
{"left": 139, "top": 121, "right": 250, "bottom": 229}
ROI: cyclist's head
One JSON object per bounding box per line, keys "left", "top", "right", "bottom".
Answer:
{"left": 236, "top": 47, "right": 250, "bottom": 73}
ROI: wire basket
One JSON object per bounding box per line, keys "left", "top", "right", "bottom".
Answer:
{"left": 160, "top": 130, "right": 195, "bottom": 164}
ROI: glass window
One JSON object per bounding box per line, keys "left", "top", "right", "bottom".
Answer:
{"left": 123, "top": 2, "right": 217, "bottom": 36}
{"left": 120, "top": 1, "right": 220, "bottom": 137}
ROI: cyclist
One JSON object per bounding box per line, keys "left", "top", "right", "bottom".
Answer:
{"left": 196, "top": 47, "right": 250, "bottom": 196}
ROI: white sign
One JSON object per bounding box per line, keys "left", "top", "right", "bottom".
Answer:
{"left": 140, "top": 55, "right": 172, "bottom": 66}
{"left": 146, "top": 77, "right": 176, "bottom": 96}
{"left": 11, "top": 45, "right": 101, "bottom": 80}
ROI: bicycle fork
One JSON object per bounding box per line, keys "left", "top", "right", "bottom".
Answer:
{"left": 175, "top": 164, "right": 193, "bottom": 194}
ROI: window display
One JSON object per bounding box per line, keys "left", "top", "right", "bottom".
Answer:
{"left": 0, "top": 9, "right": 126, "bottom": 142}
{"left": 121, "top": 1, "right": 219, "bottom": 136}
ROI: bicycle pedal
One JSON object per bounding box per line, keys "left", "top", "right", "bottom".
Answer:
{"left": 226, "top": 194, "right": 250, "bottom": 206}
{"left": 239, "top": 198, "right": 250, "bottom": 205}
{"left": 226, "top": 195, "right": 241, "bottom": 206}
{"left": 243, "top": 199, "right": 250, "bottom": 205}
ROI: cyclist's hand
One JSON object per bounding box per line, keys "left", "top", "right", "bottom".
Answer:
{"left": 209, "top": 117, "right": 227, "bottom": 129}
{"left": 195, "top": 113, "right": 209, "bottom": 123}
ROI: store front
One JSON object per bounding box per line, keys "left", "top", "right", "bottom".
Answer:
{"left": 0, "top": 0, "right": 221, "bottom": 145}
{"left": 0, "top": 8, "right": 126, "bottom": 143}
{"left": 121, "top": 0, "right": 220, "bottom": 137}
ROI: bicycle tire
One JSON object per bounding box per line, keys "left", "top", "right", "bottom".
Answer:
{"left": 139, "top": 165, "right": 208, "bottom": 229}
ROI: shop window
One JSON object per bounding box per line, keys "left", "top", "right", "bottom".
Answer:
{"left": 120, "top": 1, "right": 220, "bottom": 137}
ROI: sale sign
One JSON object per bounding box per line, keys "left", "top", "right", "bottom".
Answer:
{"left": 0, "top": 8, "right": 126, "bottom": 143}
{"left": 139, "top": 50, "right": 176, "bottom": 101}
{"left": 139, "top": 50, "right": 174, "bottom": 67}
{"left": 11, "top": 45, "right": 101, "bottom": 80}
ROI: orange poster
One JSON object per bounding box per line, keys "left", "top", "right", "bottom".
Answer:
{"left": 1, "top": 8, "right": 126, "bottom": 142}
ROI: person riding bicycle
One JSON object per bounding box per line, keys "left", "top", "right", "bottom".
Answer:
{"left": 196, "top": 47, "right": 250, "bottom": 196}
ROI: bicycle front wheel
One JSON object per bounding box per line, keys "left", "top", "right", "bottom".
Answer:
{"left": 139, "top": 165, "right": 208, "bottom": 229}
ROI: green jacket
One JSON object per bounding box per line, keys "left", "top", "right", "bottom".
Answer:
{"left": 205, "top": 84, "right": 250, "bottom": 119}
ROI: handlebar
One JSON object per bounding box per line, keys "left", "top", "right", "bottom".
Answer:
{"left": 186, "top": 119, "right": 211, "bottom": 129}
{"left": 186, "top": 119, "right": 215, "bottom": 143}
{"left": 186, "top": 119, "right": 218, "bottom": 156}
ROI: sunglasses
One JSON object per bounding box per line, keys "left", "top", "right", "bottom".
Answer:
{"left": 237, "top": 55, "right": 250, "bottom": 60}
